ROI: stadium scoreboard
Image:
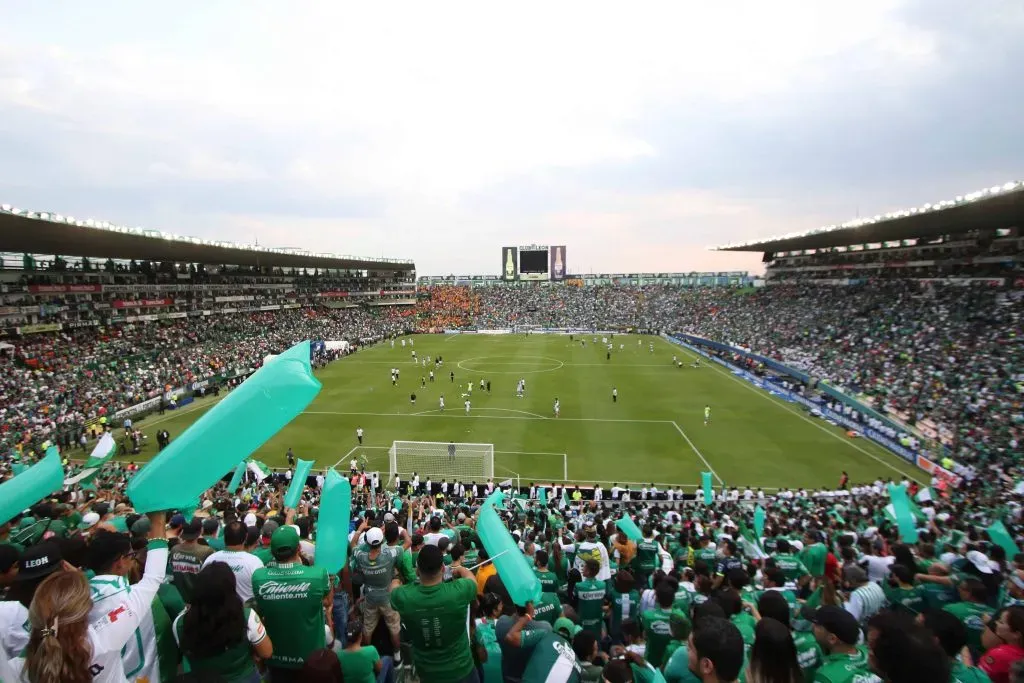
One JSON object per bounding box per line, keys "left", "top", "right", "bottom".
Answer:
{"left": 501, "top": 245, "right": 566, "bottom": 281}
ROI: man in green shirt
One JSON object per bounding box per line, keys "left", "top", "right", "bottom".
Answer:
{"left": 643, "top": 582, "right": 686, "bottom": 668}
{"left": 251, "top": 526, "right": 332, "bottom": 677}
{"left": 576, "top": 559, "right": 607, "bottom": 638}
{"left": 694, "top": 537, "right": 718, "bottom": 568}
{"left": 883, "top": 564, "right": 926, "bottom": 617}
{"left": 634, "top": 525, "right": 662, "bottom": 588}
{"left": 535, "top": 549, "right": 560, "bottom": 594}
{"left": 391, "top": 544, "right": 478, "bottom": 683}
{"left": 772, "top": 539, "right": 811, "bottom": 586}
{"left": 608, "top": 570, "right": 640, "bottom": 643}
{"left": 801, "top": 531, "right": 828, "bottom": 579}
{"left": 943, "top": 578, "right": 997, "bottom": 658}
{"left": 503, "top": 612, "right": 584, "bottom": 682}
{"left": 922, "top": 610, "right": 993, "bottom": 683}
{"left": 169, "top": 518, "right": 214, "bottom": 603}
{"left": 808, "top": 606, "right": 875, "bottom": 683}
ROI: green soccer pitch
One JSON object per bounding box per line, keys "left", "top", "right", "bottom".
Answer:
{"left": 123, "top": 334, "right": 925, "bottom": 490}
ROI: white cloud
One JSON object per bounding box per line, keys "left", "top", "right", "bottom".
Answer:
{"left": 0, "top": 0, "right": 1017, "bottom": 275}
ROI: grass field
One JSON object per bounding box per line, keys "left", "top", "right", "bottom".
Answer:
{"left": 118, "top": 334, "right": 924, "bottom": 490}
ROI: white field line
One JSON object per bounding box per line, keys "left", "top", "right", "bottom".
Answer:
{"left": 671, "top": 421, "right": 722, "bottom": 485}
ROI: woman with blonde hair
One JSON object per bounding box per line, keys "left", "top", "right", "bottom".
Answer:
{"left": 12, "top": 511, "right": 168, "bottom": 683}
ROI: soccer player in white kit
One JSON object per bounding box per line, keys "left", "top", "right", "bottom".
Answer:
{"left": 465, "top": 399, "right": 471, "bottom": 414}
{"left": 553, "top": 398, "right": 560, "bottom": 418}
{"left": 439, "top": 395, "right": 445, "bottom": 412}
{"left": 704, "top": 405, "right": 711, "bottom": 425}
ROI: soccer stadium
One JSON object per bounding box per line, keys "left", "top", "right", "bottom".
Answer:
{"left": 3, "top": 5, "right": 1024, "bottom": 681}
{"left": 2, "top": 179, "right": 1023, "bottom": 683}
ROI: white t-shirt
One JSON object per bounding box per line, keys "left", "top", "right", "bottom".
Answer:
{"left": 0, "top": 601, "right": 29, "bottom": 661}
{"left": 423, "top": 532, "right": 447, "bottom": 547}
{"left": 861, "top": 555, "right": 895, "bottom": 583}
{"left": 12, "top": 543, "right": 169, "bottom": 683}
{"left": 203, "top": 550, "right": 266, "bottom": 602}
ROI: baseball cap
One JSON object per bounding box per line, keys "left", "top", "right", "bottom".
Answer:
{"left": 270, "top": 526, "right": 300, "bottom": 555}
{"left": 365, "top": 527, "right": 385, "bottom": 547}
{"left": 180, "top": 519, "right": 203, "bottom": 541}
{"left": 17, "top": 542, "right": 63, "bottom": 582}
{"left": 554, "top": 617, "right": 582, "bottom": 639}
{"left": 81, "top": 512, "right": 101, "bottom": 530}
{"left": 169, "top": 514, "right": 186, "bottom": 529}
{"left": 383, "top": 513, "right": 396, "bottom": 523}
{"left": 130, "top": 517, "right": 151, "bottom": 538}
{"left": 966, "top": 550, "right": 996, "bottom": 575}
{"left": 805, "top": 606, "right": 860, "bottom": 645}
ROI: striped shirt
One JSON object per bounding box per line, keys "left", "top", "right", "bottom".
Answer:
{"left": 846, "top": 582, "right": 887, "bottom": 626}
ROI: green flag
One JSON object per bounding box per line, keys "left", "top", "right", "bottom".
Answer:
{"left": 538, "top": 487, "right": 548, "bottom": 506}
{"left": 988, "top": 520, "right": 1020, "bottom": 560}
{"left": 616, "top": 514, "right": 642, "bottom": 542}
{"left": 887, "top": 483, "right": 918, "bottom": 543}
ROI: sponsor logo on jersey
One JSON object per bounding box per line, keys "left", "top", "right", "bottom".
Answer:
{"left": 257, "top": 580, "right": 312, "bottom": 600}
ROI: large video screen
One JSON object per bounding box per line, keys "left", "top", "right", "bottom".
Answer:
{"left": 519, "top": 250, "right": 548, "bottom": 273}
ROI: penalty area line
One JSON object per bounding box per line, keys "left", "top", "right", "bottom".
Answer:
{"left": 671, "top": 421, "right": 722, "bottom": 485}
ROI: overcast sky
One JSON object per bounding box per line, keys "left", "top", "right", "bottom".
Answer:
{"left": 1, "top": 1, "right": 1022, "bottom": 276}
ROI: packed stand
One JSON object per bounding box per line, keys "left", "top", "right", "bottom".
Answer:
{"left": 0, "top": 307, "right": 412, "bottom": 457}
{"left": 4, "top": 456, "right": 1024, "bottom": 682}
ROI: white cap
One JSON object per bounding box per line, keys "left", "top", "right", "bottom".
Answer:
{"left": 966, "top": 550, "right": 995, "bottom": 574}
{"left": 82, "top": 512, "right": 100, "bottom": 529}
{"left": 384, "top": 513, "right": 396, "bottom": 522}
{"left": 365, "top": 527, "right": 385, "bottom": 546}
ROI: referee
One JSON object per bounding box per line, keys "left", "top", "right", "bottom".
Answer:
{"left": 448, "top": 441, "right": 456, "bottom": 462}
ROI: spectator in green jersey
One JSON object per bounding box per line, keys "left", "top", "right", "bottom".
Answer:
{"left": 747, "top": 617, "right": 802, "bottom": 683}
{"left": 920, "top": 610, "right": 991, "bottom": 683}
{"left": 391, "top": 544, "right": 479, "bottom": 683}
{"left": 642, "top": 581, "right": 683, "bottom": 667}
{"left": 474, "top": 592, "right": 504, "bottom": 683}
{"left": 576, "top": 559, "right": 607, "bottom": 639}
{"left": 687, "top": 616, "right": 745, "bottom": 683}
{"left": 336, "top": 618, "right": 392, "bottom": 683}
{"left": 807, "top": 606, "right": 874, "bottom": 683}
{"left": 251, "top": 525, "right": 331, "bottom": 682}
{"left": 173, "top": 561, "right": 273, "bottom": 683}
{"left": 608, "top": 570, "right": 641, "bottom": 644}
{"left": 944, "top": 578, "right": 998, "bottom": 659}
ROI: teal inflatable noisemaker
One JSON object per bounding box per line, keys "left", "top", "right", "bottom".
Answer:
{"left": 284, "top": 459, "right": 315, "bottom": 509}
{"left": 476, "top": 492, "right": 542, "bottom": 606}
{"left": 754, "top": 505, "right": 766, "bottom": 540}
{"left": 227, "top": 461, "right": 247, "bottom": 494}
{"left": 0, "top": 446, "right": 64, "bottom": 525}
{"left": 702, "top": 472, "right": 713, "bottom": 505}
{"left": 126, "top": 340, "right": 322, "bottom": 512}
{"left": 616, "top": 514, "right": 642, "bottom": 542}
{"left": 314, "top": 469, "right": 352, "bottom": 574}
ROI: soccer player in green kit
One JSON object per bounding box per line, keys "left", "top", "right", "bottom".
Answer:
{"left": 251, "top": 525, "right": 331, "bottom": 679}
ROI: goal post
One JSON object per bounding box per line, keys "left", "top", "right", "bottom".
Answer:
{"left": 388, "top": 441, "right": 495, "bottom": 484}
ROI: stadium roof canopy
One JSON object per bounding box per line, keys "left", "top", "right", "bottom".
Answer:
{"left": 0, "top": 204, "right": 415, "bottom": 271}
{"left": 713, "top": 180, "right": 1024, "bottom": 253}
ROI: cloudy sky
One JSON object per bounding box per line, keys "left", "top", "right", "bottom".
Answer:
{"left": 1, "top": 1, "right": 1022, "bottom": 276}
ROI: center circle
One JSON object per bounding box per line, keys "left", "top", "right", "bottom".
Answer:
{"left": 456, "top": 356, "right": 565, "bottom": 375}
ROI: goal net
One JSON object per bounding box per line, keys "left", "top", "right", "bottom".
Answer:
{"left": 389, "top": 441, "right": 495, "bottom": 484}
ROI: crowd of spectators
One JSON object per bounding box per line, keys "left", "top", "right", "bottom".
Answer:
{"left": 3, "top": 456, "right": 1024, "bottom": 683}
{"left": 0, "top": 308, "right": 411, "bottom": 455}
